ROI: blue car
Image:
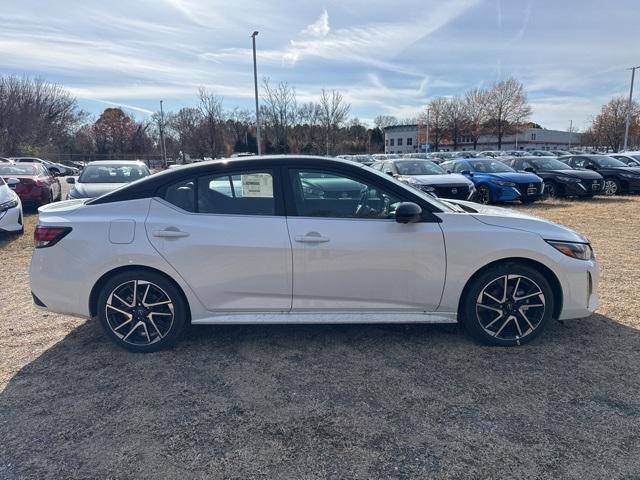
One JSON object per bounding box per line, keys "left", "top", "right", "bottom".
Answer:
{"left": 441, "top": 158, "right": 544, "bottom": 204}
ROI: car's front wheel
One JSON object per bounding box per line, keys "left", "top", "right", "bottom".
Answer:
{"left": 476, "top": 185, "right": 492, "bottom": 204}
{"left": 97, "top": 270, "right": 188, "bottom": 352}
{"left": 603, "top": 177, "right": 621, "bottom": 196}
{"left": 460, "top": 263, "right": 554, "bottom": 346}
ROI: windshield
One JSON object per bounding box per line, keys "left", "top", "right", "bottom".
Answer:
{"left": 78, "top": 164, "right": 150, "bottom": 183}
{"left": 529, "top": 158, "right": 572, "bottom": 170}
{"left": 469, "top": 160, "right": 515, "bottom": 173}
{"left": 395, "top": 160, "right": 445, "bottom": 175}
{"left": 0, "top": 164, "right": 38, "bottom": 175}
{"left": 591, "top": 156, "right": 627, "bottom": 168}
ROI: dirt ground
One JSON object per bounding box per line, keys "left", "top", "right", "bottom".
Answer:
{"left": 1, "top": 193, "right": 640, "bottom": 479}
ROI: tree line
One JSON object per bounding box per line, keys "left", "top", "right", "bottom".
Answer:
{"left": 0, "top": 74, "right": 638, "bottom": 162}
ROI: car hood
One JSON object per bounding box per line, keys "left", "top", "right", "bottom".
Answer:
{"left": 548, "top": 169, "right": 602, "bottom": 180}
{"left": 478, "top": 171, "right": 542, "bottom": 183}
{"left": 445, "top": 199, "right": 589, "bottom": 243}
{"left": 71, "top": 182, "right": 127, "bottom": 198}
{"left": 398, "top": 174, "right": 473, "bottom": 186}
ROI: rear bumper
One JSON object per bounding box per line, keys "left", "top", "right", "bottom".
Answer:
{"left": 16, "top": 187, "right": 48, "bottom": 204}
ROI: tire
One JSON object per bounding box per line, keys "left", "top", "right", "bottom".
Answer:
{"left": 96, "top": 270, "right": 188, "bottom": 352}
{"left": 543, "top": 180, "right": 558, "bottom": 198}
{"left": 476, "top": 184, "right": 492, "bottom": 204}
{"left": 603, "top": 177, "right": 621, "bottom": 196}
{"left": 460, "top": 263, "right": 555, "bottom": 346}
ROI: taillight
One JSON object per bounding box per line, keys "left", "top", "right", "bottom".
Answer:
{"left": 34, "top": 226, "right": 72, "bottom": 248}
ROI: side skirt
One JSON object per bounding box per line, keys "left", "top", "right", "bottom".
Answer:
{"left": 191, "top": 311, "right": 458, "bottom": 325}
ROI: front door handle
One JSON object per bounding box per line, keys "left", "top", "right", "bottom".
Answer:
{"left": 153, "top": 228, "right": 190, "bottom": 238}
{"left": 295, "top": 232, "right": 330, "bottom": 243}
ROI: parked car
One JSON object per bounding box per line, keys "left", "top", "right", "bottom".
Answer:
{"left": 9, "top": 157, "right": 74, "bottom": 176}
{"left": 30, "top": 155, "right": 598, "bottom": 352}
{"left": 0, "top": 163, "right": 61, "bottom": 206}
{"left": 371, "top": 159, "right": 475, "bottom": 200}
{"left": 503, "top": 150, "right": 526, "bottom": 157}
{"left": 559, "top": 155, "right": 640, "bottom": 196}
{"left": 350, "top": 154, "right": 375, "bottom": 165}
{"left": 441, "top": 158, "right": 544, "bottom": 204}
{"left": 504, "top": 157, "right": 604, "bottom": 198}
{"left": 549, "top": 150, "right": 572, "bottom": 157}
{"left": 0, "top": 175, "right": 23, "bottom": 234}
{"left": 480, "top": 151, "right": 510, "bottom": 158}
{"left": 0, "top": 157, "right": 12, "bottom": 163}
{"left": 66, "top": 161, "right": 151, "bottom": 199}
{"left": 609, "top": 153, "right": 640, "bottom": 167}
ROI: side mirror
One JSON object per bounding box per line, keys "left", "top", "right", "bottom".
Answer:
{"left": 6, "top": 177, "right": 19, "bottom": 187}
{"left": 386, "top": 171, "right": 394, "bottom": 176}
{"left": 460, "top": 170, "right": 473, "bottom": 177}
{"left": 586, "top": 165, "right": 596, "bottom": 171}
{"left": 395, "top": 202, "right": 422, "bottom": 224}
{"left": 66, "top": 177, "right": 76, "bottom": 184}
{"left": 524, "top": 167, "right": 535, "bottom": 173}
{"left": 48, "top": 168, "right": 59, "bottom": 177}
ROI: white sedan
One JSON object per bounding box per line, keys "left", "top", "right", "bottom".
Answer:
{"left": 30, "top": 156, "right": 599, "bottom": 352}
{"left": 0, "top": 176, "right": 23, "bottom": 234}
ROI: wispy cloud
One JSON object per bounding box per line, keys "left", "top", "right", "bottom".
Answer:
{"left": 302, "top": 10, "right": 330, "bottom": 37}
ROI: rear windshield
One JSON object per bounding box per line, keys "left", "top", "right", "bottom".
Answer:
{"left": 79, "top": 164, "right": 150, "bottom": 183}
{"left": 0, "top": 164, "right": 38, "bottom": 175}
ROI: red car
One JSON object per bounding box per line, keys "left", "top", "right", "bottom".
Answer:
{"left": 0, "top": 163, "right": 61, "bottom": 206}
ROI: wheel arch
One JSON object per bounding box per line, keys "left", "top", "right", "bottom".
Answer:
{"left": 89, "top": 265, "right": 192, "bottom": 322}
{"left": 458, "top": 257, "right": 563, "bottom": 320}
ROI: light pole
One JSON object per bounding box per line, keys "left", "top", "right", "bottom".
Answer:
{"left": 159, "top": 100, "right": 167, "bottom": 166}
{"left": 568, "top": 119, "right": 573, "bottom": 148}
{"left": 425, "top": 108, "right": 430, "bottom": 152}
{"left": 251, "top": 31, "right": 262, "bottom": 156}
{"left": 623, "top": 65, "right": 639, "bottom": 151}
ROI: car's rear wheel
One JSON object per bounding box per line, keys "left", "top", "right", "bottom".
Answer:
{"left": 603, "top": 178, "right": 621, "bottom": 196}
{"left": 476, "top": 185, "right": 492, "bottom": 204}
{"left": 96, "top": 270, "right": 188, "bottom": 352}
{"left": 460, "top": 263, "right": 554, "bottom": 346}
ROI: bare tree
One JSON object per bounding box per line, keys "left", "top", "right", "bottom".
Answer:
{"left": 198, "top": 87, "right": 224, "bottom": 158}
{"left": 463, "top": 88, "right": 489, "bottom": 150}
{"left": 443, "top": 97, "right": 468, "bottom": 151}
{"left": 485, "top": 78, "right": 532, "bottom": 149}
{"left": 0, "top": 75, "right": 83, "bottom": 155}
{"left": 168, "top": 107, "right": 206, "bottom": 162}
{"left": 373, "top": 115, "right": 398, "bottom": 130}
{"left": 589, "top": 97, "right": 640, "bottom": 151}
{"left": 261, "top": 78, "right": 297, "bottom": 153}
{"left": 425, "top": 97, "right": 448, "bottom": 151}
{"left": 317, "top": 89, "right": 351, "bottom": 155}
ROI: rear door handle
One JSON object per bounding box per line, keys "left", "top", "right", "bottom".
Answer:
{"left": 295, "top": 232, "right": 330, "bottom": 243}
{"left": 153, "top": 228, "right": 190, "bottom": 238}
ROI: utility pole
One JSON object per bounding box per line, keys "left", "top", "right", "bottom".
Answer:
{"left": 568, "top": 119, "right": 573, "bottom": 148}
{"left": 623, "top": 66, "right": 639, "bottom": 151}
{"left": 251, "top": 31, "right": 262, "bottom": 156}
{"left": 425, "top": 108, "right": 430, "bottom": 152}
{"left": 159, "top": 100, "right": 167, "bottom": 166}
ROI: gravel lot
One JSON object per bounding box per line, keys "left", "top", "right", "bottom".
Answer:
{"left": 1, "top": 190, "right": 640, "bottom": 479}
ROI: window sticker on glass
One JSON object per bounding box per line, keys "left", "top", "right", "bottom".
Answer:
{"left": 241, "top": 174, "right": 273, "bottom": 197}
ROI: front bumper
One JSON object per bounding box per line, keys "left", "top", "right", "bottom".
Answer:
{"left": 563, "top": 179, "right": 604, "bottom": 196}
{"left": 0, "top": 203, "right": 22, "bottom": 232}
{"left": 556, "top": 256, "right": 599, "bottom": 320}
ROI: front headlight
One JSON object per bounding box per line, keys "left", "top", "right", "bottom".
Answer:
{"left": 546, "top": 240, "right": 594, "bottom": 260}
{"left": 419, "top": 185, "right": 435, "bottom": 192}
{"left": 491, "top": 180, "right": 516, "bottom": 187}
{"left": 0, "top": 198, "right": 18, "bottom": 212}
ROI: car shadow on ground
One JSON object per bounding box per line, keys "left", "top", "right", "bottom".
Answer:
{"left": 2, "top": 315, "right": 640, "bottom": 479}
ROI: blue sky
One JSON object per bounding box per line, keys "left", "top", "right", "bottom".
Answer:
{"left": 1, "top": 0, "right": 638, "bottom": 130}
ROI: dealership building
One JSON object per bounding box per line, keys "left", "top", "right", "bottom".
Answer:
{"left": 384, "top": 125, "right": 580, "bottom": 153}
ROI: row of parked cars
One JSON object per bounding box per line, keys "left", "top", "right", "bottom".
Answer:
{"left": 0, "top": 157, "right": 150, "bottom": 235}
{"left": 338, "top": 151, "right": 640, "bottom": 204}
